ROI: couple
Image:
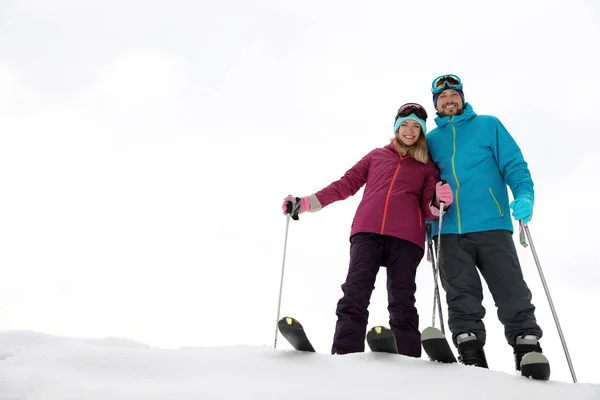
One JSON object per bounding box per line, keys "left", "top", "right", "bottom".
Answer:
{"left": 281, "top": 74, "right": 543, "bottom": 371}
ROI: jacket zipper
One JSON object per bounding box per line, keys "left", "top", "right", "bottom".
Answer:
{"left": 380, "top": 162, "right": 401, "bottom": 234}
{"left": 489, "top": 188, "right": 505, "bottom": 217}
{"left": 450, "top": 117, "right": 462, "bottom": 234}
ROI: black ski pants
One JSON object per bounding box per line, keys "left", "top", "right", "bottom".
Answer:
{"left": 332, "top": 233, "right": 424, "bottom": 357}
{"left": 435, "top": 230, "right": 543, "bottom": 347}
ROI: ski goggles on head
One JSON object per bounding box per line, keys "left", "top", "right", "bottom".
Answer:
{"left": 431, "top": 74, "right": 463, "bottom": 94}
{"left": 395, "top": 102, "right": 428, "bottom": 122}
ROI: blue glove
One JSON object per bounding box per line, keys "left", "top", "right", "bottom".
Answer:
{"left": 509, "top": 195, "right": 534, "bottom": 223}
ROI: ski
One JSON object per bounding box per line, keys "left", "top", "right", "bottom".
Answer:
{"left": 277, "top": 317, "right": 316, "bottom": 352}
{"left": 520, "top": 352, "right": 551, "bottom": 381}
{"left": 421, "top": 326, "right": 457, "bottom": 363}
{"left": 366, "top": 326, "right": 398, "bottom": 354}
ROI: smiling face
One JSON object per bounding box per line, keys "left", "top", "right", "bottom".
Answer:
{"left": 436, "top": 89, "right": 464, "bottom": 117}
{"left": 396, "top": 119, "right": 421, "bottom": 146}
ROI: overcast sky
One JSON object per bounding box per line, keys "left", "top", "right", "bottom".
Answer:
{"left": 0, "top": 0, "right": 598, "bottom": 384}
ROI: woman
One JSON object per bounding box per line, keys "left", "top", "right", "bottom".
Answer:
{"left": 282, "top": 103, "right": 453, "bottom": 357}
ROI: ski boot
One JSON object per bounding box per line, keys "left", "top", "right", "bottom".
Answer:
{"left": 514, "top": 334, "right": 550, "bottom": 380}
{"left": 457, "top": 332, "right": 488, "bottom": 369}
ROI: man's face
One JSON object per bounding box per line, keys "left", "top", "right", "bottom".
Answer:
{"left": 436, "top": 89, "right": 463, "bottom": 117}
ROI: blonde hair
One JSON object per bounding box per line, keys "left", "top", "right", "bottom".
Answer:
{"left": 393, "top": 129, "right": 429, "bottom": 164}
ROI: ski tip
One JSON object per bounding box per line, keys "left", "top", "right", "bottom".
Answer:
{"left": 421, "top": 326, "right": 446, "bottom": 341}
{"left": 367, "top": 325, "right": 397, "bottom": 353}
{"left": 521, "top": 352, "right": 551, "bottom": 381}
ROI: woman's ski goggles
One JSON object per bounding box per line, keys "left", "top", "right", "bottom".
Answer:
{"left": 431, "top": 74, "right": 463, "bottom": 94}
{"left": 395, "top": 103, "right": 428, "bottom": 122}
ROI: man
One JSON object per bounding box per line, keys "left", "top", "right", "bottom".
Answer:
{"left": 425, "top": 74, "right": 544, "bottom": 372}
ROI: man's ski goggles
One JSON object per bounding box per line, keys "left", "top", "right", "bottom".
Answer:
{"left": 395, "top": 103, "right": 428, "bottom": 122}
{"left": 431, "top": 74, "right": 463, "bottom": 94}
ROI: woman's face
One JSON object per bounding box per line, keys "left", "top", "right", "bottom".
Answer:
{"left": 397, "top": 119, "right": 421, "bottom": 146}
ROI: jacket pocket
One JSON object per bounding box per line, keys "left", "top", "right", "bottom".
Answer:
{"left": 488, "top": 188, "right": 504, "bottom": 218}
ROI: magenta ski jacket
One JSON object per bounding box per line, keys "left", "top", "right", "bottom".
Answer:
{"left": 315, "top": 142, "right": 440, "bottom": 249}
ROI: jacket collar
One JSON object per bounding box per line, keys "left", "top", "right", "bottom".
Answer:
{"left": 385, "top": 140, "right": 412, "bottom": 160}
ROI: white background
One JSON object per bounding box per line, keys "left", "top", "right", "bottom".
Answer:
{"left": 0, "top": 0, "right": 598, "bottom": 384}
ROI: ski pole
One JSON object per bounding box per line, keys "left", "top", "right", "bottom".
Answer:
{"left": 426, "top": 223, "right": 446, "bottom": 335}
{"left": 434, "top": 202, "right": 446, "bottom": 333}
{"left": 274, "top": 199, "right": 299, "bottom": 349}
{"left": 274, "top": 213, "right": 291, "bottom": 349}
{"left": 520, "top": 221, "right": 577, "bottom": 383}
{"left": 426, "top": 224, "right": 437, "bottom": 328}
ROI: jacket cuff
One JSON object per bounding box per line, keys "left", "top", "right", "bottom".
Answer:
{"left": 308, "top": 194, "right": 322, "bottom": 212}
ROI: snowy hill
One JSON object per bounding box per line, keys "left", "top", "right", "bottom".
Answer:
{"left": 0, "top": 331, "right": 598, "bottom": 400}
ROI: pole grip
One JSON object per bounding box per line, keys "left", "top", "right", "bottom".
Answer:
{"left": 286, "top": 196, "right": 301, "bottom": 221}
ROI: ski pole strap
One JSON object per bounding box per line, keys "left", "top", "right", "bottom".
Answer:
{"left": 519, "top": 221, "right": 528, "bottom": 248}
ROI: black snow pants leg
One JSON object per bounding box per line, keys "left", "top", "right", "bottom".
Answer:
{"left": 332, "top": 233, "right": 423, "bottom": 356}
{"left": 436, "top": 230, "right": 542, "bottom": 347}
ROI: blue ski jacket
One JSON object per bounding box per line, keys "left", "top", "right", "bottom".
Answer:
{"left": 426, "top": 103, "right": 534, "bottom": 235}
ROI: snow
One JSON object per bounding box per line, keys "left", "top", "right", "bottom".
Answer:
{"left": 0, "top": 331, "right": 598, "bottom": 400}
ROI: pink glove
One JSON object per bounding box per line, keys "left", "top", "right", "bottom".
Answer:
{"left": 281, "top": 195, "right": 311, "bottom": 219}
{"left": 435, "top": 181, "right": 454, "bottom": 206}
